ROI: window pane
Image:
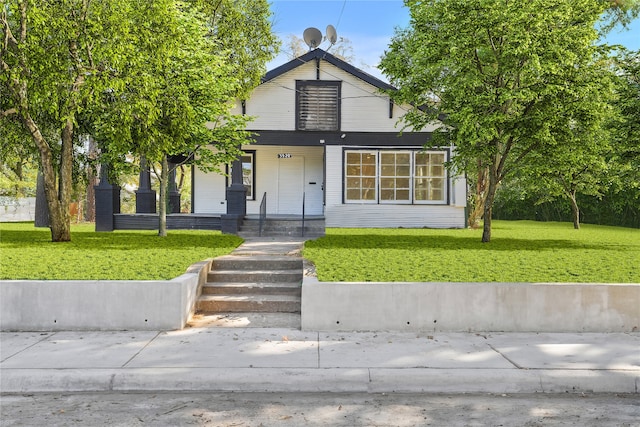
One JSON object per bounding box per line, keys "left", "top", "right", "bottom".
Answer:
{"left": 381, "top": 165, "right": 395, "bottom": 176}
{"left": 396, "top": 190, "right": 410, "bottom": 200}
{"left": 362, "top": 177, "right": 376, "bottom": 189}
{"left": 362, "top": 164, "right": 376, "bottom": 176}
{"left": 396, "top": 153, "right": 410, "bottom": 163}
{"left": 431, "top": 164, "right": 444, "bottom": 176}
{"left": 346, "top": 152, "right": 360, "bottom": 164}
{"left": 240, "top": 153, "right": 254, "bottom": 200}
{"left": 346, "top": 189, "right": 361, "bottom": 200}
{"left": 362, "top": 153, "right": 376, "bottom": 165}
{"left": 380, "top": 189, "right": 394, "bottom": 200}
{"left": 346, "top": 177, "right": 360, "bottom": 188}
{"left": 396, "top": 178, "right": 410, "bottom": 188}
{"left": 397, "top": 165, "right": 410, "bottom": 176}
{"left": 380, "top": 178, "right": 394, "bottom": 189}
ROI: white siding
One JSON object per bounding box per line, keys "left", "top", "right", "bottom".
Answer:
{"left": 244, "top": 60, "right": 437, "bottom": 133}
{"left": 192, "top": 165, "right": 227, "bottom": 214}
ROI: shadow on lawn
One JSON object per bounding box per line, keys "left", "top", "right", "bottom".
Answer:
{"left": 305, "top": 234, "right": 630, "bottom": 252}
{"left": 0, "top": 229, "right": 242, "bottom": 251}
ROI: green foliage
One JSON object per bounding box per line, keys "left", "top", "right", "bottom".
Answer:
{"left": 0, "top": 222, "right": 242, "bottom": 280}
{"left": 303, "top": 222, "right": 640, "bottom": 283}
{"left": 379, "top": 0, "right": 628, "bottom": 241}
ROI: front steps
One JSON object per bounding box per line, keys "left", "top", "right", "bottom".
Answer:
{"left": 195, "top": 255, "right": 303, "bottom": 317}
{"left": 238, "top": 217, "right": 325, "bottom": 238}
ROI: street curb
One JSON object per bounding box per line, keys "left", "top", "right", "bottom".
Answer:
{"left": 2, "top": 368, "right": 638, "bottom": 394}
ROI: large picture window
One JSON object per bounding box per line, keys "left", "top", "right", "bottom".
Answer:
{"left": 344, "top": 149, "right": 447, "bottom": 204}
{"left": 296, "top": 81, "right": 341, "bottom": 131}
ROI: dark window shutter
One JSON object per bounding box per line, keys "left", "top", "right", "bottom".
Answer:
{"left": 297, "top": 82, "right": 340, "bottom": 131}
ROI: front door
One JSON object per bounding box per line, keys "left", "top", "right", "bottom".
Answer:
{"left": 277, "top": 156, "right": 305, "bottom": 214}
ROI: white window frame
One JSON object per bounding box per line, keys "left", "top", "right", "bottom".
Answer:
{"left": 344, "top": 149, "right": 448, "bottom": 205}
{"left": 344, "top": 150, "right": 379, "bottom": 203}
{"left": 379, "top": 151, "right": 413, "bottom": 205}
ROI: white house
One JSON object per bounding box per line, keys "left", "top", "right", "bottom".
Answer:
{"left": 192, "top": 48, "right": 466, "bottom": 230}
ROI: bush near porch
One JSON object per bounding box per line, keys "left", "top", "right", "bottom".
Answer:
{"left": 0, "top": 223, "right": 242, "bottom": 280}
{"left": 303, "top": 221, "right": 640, "bottom": 283}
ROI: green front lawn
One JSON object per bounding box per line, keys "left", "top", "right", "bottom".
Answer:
{"left": 303, "top": 221, "right": 640, "bottom": 283}
{"left": 0, "top": 223, "right": 242, "bottom": 280}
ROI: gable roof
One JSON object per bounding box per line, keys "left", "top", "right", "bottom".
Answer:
{"left": 261, "top": 48, "right": 396, "bottom": 92}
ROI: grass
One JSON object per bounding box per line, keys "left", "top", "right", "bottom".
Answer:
{"left": 0, "top": 222, "right": 243, "bottom": 280}
{"left": 303, "top": 221, "right": 640, "bottom": 283}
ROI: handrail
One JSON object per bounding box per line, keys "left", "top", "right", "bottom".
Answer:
{"left": 301, "top": 192, "right": 306, "bottom": 237}
{"left": 259, "top": 192, "right": 267, "bottom": 237}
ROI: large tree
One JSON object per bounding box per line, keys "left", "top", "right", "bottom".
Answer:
{"left": 94, "top": 0, "right": 277, "bottom": 237}
{"left": 1, "top": 0, "right": 132, "bottom": 241}
{"left": 380, "top": 0, "right": 634, "bottom": 242}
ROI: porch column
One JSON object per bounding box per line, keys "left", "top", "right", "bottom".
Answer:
{"left": 135, "top": 156, "right": 156, "bottom": 213}
{"left": 95, "top": 163, "right": 121, "bottom": 232}
{"left": 222, "top": 150, "right": 246, "bottom": 234}
{"left": 168, "top": 162, "right": 181, "bottom": 214}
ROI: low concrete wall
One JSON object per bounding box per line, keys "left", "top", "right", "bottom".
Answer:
{"left": 301, "top": 279, "right": 640, "bottom": 332}
{"left": 0, "top": 197, "right": 36, "bottom": 222}
{"left": 0, "top": 259, "right": 213, "bottom": 331}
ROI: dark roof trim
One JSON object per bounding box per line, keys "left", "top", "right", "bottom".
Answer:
{"left": 261, "top": 48, "right": 396, "bottom": 92}
{"left": 249, "top": 130, "right": 432, "bottom": 147}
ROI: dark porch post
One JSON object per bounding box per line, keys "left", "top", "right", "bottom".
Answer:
{"left": 221, "top": 149, "right": 246, "bottom": 234}
{"left": 168, "top": 162, "right": 181, "bottom": 214}
{"left": 135, "top": 156, "right": 156, "bottom": 213}
{"left": 95, "top": 163, "right": 121, "bottom": 232}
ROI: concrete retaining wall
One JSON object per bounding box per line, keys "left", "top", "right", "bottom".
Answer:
{"left": 301, "top": 279, "right": 640, "bottom": 332}
{"left": 0, "top": 259, "right": 213, "bottom": 331}
{"left": 0, "top": 197, "right": 35, "bottom": 222}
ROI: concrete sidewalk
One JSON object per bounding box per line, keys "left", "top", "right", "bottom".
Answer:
{"left": 1, "top": 329, "right": 638, "bottom": 394}
{"left": 2, "top": 236, "right": 639, "bottom": 395}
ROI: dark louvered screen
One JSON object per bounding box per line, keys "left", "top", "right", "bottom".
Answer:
{"left": 296, "top": 81, "right": 340, "bottom": 131}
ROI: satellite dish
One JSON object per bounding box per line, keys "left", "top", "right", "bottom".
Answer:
{"left": 326, "top": 25, "right": 338, "bottom": 45}
{"left": 303, "top": 27, "right": 323, "bottom": 49}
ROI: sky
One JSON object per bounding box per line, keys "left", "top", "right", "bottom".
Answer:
{"left": 267, "top": 0, "right": 640, "bottom": 82}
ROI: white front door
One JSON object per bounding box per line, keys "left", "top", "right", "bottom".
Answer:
{"left": 277, "top": 156, "right": 305, "bottom": 214}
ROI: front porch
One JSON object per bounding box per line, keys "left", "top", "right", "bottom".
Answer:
{"left": 110, "top": 213, "right": 325, "bottom": 237}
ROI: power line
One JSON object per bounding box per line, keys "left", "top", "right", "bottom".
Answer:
{"left": 261, "top": 46, "right": 412, "bottom": 115}
{"left": 335, "top": 0, "right": 347, "bottom": 31}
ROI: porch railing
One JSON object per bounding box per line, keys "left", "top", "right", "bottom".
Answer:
{"left": 258, "top": 192, "right": 267, "bottom": 237}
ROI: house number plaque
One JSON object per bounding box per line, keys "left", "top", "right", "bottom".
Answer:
{"left": 277, "top": 153, "right": 292, "bottom": 158}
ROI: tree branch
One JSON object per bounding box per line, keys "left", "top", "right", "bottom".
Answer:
{"left": 1, "top": 108, "right": 17, "bottom": 118}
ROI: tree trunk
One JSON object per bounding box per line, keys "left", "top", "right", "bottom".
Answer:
{"left": 568, "top": 190, "right": 580, "bottom": 230}
{"left": 468, "top": 165, "right": 488, "bottom": 229}
{"left": 22, "top": 114, "right": 70, "bottom": 242}
{"left": 158, "top": 155, "right": 168, "bottom": 237}
{"left": 482, "top": 164, "right": 500, "bottom": 243}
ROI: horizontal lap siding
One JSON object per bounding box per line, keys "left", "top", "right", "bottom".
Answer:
{"left": 325, "top": 204, "right": 465, "bottom": 228}
{"left": 244, "top": 61, "right": 437, "bottom": 134}
{"left": 193, "top": 164, "right": 226, "bottom": 214}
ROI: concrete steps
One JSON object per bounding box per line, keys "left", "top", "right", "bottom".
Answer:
{"left": 195, "top": 254, "right": 303, "bottom": 317}
{"left": 238, "top": 218, "right": 325, "bottom": 238}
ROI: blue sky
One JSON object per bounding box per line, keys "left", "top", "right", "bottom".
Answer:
{"left": 268, "top": 0, "right": 640, "bottom": 81}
